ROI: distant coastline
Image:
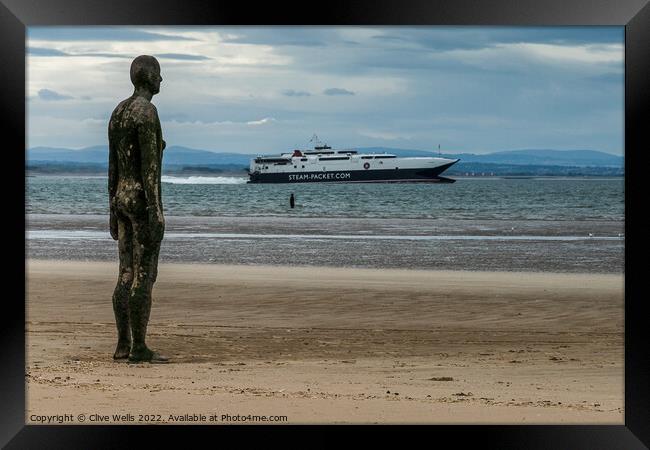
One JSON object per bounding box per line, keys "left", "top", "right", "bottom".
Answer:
{"left": 26, "top": 145, "right": 624, "bottom": 177}
{"left": 26, "top": 162, "right": 248, "bottom": 177}
{"left": 26, "top": 161, "right": 624, "bottom": 178}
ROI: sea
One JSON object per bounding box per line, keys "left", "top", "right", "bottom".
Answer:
{"left": 26, "top": 175, "right": 625, "bottom": 273}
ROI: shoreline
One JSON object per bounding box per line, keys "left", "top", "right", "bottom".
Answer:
{"left": 27, "top": 258, "right": 625, "bottom": 277}
{"left": 26, "top": 260, "right": 624, "bottom": 424}
{"left": 27, "top": 172, "right": 625, "bottom": 179}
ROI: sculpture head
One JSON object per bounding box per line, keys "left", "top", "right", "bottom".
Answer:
{"left": 130, "top": 55, "right": 162, "bottom": 95}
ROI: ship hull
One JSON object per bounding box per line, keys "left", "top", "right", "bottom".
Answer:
{"left": 248, "top": 161, "right": 458, "bottom": 184}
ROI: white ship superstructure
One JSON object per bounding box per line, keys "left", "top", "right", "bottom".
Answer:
{"left": 248, "top": 138, "right": 459, "bottom": 184}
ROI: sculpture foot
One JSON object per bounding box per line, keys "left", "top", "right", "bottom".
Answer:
{"left": 113, "top": 341, "right": 131, "bottom": 360}
{"left": 128, "top": 346, "right": 169, "bottom": 364}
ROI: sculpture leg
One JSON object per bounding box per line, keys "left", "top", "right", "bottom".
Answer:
{"left": 127, "top": 218, "right": 167, "bottom": 362}
{"left": 112, "top": 215, "right": 133, "bottom": 359}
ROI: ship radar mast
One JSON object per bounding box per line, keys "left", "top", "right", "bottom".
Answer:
{"left": 309, "top": 133, "right": 331, "bottom": 150}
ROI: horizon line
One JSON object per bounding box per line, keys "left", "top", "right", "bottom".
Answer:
{"left": 26, "top": 145, "right": 624, "bottom": 157}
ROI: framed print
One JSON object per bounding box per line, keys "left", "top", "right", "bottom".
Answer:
{"left": 2, "top": 0, "right": 649, "bottom": 447}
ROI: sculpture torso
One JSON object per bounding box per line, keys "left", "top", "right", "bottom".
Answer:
{"left": 108, "top": 95, "right": 164, "bottom": 213}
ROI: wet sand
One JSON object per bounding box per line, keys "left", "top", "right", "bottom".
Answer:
{"left": 26, "top": 260, "right": 624, "bottom": 424}
{"left": 27, "top": 214, "right": 625, "bottom": 273}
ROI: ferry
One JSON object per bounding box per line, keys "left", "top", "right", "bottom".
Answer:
{"left": 247, "top": 138, "right": 460, "bottom": 184}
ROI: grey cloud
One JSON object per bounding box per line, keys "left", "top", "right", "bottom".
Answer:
{"left": 217, "top": 28, "right": 345, "bottom": 47}
{"left": 82, "top": 53, "right": 131, "bottom": 59}
{"left": 28, "top": 27, "right": 197, "bottom": 41}
{"left": 28, "top": 47, "right": 69, "bottom": 56}
{"left": 38, "top": 89, "right": 74, "bottom": 101}
{"left": 370, "top": 27, "right": 623, "bottom": 52}
{"left": 157, "top": 53, "right": 211, "bottom": 60}
{"left": 586, "top": 73, "right": 624, "bottom": 84}
{"left": 490, "top": 27, "right": 624, "bottom": 45}
{"left": 28, "top": 47, "right": 130, "bottom": 59}
{"left": 283, "top": 89, "right": 311, "bottom": 97}
{"left": 160, "top": 112, "right": 191, "bottom": 121}
{"left": 323, "top": 88, "right": 355, "bottom": 96}
{"left": 371, "top": 35, "right": 412, "bottom": 42}
{"left": 230, "top": 38, "right": 325, "bottom": 47}
{"left": 30, "top": 49, "right": 212, "bottom": 61}
{"left": 371, "top": 31, "right": 492, "bottom": 51}
{"left": 222, "top": 37, "right": 326, "bottom": 47}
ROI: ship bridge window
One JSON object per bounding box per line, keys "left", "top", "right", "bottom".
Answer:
{"left": 259, "top": 157, "right": 291, "bottom": 163}
{"left": 300, "top": 158, "right": 308, "bottom": 161}
{"left": 375, "top": 155, "right": 396, "bottom": 159}
{"left": 361, "top": 156, "right": 373, "bottom": 159}
{"left": 319, "top": 156, "right": 350, "bottom": 161}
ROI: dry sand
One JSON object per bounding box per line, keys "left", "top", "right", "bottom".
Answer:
{"left": 26, "top": 260, "right": 624, "bottom": 424}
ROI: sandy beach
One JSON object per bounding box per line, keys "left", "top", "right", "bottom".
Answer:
{"left": 26, "top": 260, "right": 624, "bottom": 424}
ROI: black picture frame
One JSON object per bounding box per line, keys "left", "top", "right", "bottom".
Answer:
{"left": 3, "top": 0, "right": 649, "bottom": 447}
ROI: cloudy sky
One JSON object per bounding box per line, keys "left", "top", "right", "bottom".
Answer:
{"left": 27, "top": 26, "right": 624, "bottom": 155}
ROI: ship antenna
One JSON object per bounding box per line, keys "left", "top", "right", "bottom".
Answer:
{"left": 309, "top": 133, "right": 326, "bottom": 148}
{"left": 438, "top": 144, "right": 441, "bottom": 156}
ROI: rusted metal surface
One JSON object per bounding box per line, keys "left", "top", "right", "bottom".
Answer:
{"left": 108, "top": 55, "right": 168, "bottom": 363}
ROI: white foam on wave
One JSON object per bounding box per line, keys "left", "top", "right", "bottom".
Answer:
{"left": 161, "top": 176, "right": 247, "bottom": 185}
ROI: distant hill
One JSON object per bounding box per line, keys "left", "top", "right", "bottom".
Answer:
{"left": 445, "top": 162, "right": 623, "bottom": 177}
{"left": 28, "top": 145, "right": 109, "bottom": 164}
{"left": 27, "top": 145, "right": 623, "bottom": 167}
{"left": 27, "top": 145, "right": 253, "bottom": 167}
{"left": 358, "top": 147, "right": 623, "bottom": 167}
{"left": 481, "top": 149, "right": 623, "bottom": 166}
{"left": 27, "top": 145, "right": 623, "bottom": 177}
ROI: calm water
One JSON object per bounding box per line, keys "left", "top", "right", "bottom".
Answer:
{"left": 26, "top": 175, "right": 624, "bottom": 272}
{"left": 27, "top": 175, "right": 624, "bottom": 221}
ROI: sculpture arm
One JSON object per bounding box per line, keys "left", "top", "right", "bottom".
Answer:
{"left": 138, "top": 108, "right": 164, "bottom": 242}
{"left": 108, "top": 120, "right": 119, "bottom": 240}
